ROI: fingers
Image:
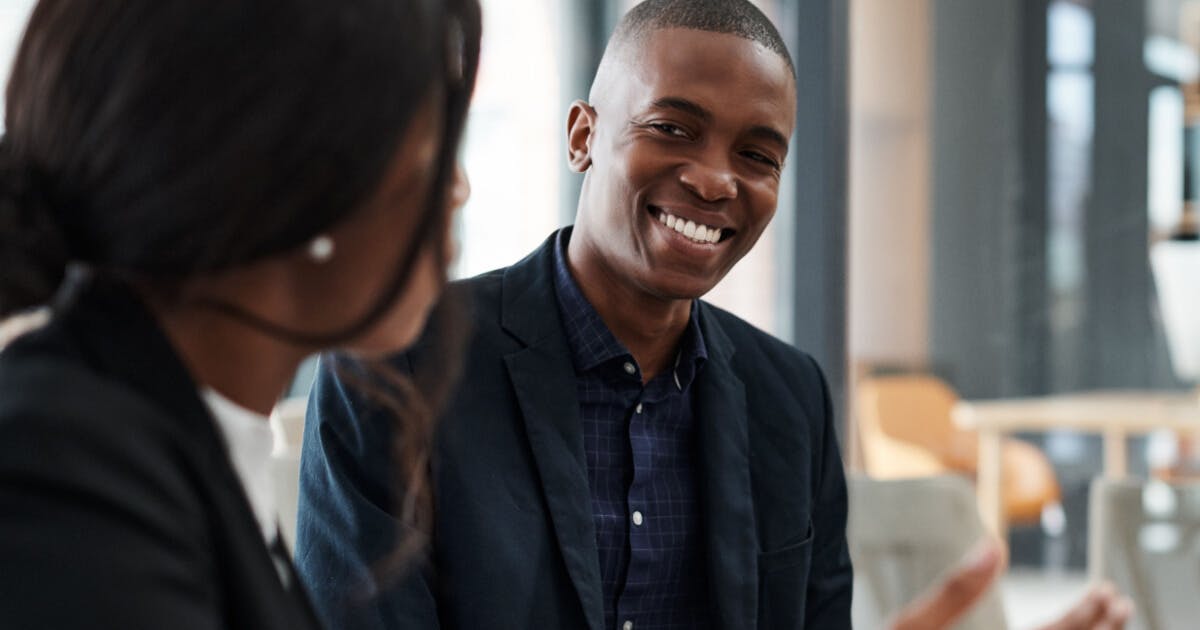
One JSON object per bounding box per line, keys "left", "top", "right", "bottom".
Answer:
{"left": 889, "top": 539, "right": 1006, "bottom": 630}
{"left": 1039, "top": 585, "right": 1103, "bottom": 630}
{"left": 1037, "top": 583, "right": 1135, "bottom": 630}
{"left": 1088, "top": 583, "right": 1134, "bottom": 630}
{"left": 1104, "top": 595, "right": 1134, "bottom": 629}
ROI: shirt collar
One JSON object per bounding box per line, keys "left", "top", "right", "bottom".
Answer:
{"left": 551, "top": 229, "right": 708, "bottom": 386}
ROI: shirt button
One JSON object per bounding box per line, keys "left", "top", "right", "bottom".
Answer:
{"left": 623, "top": 621, "right": 633, "bottom": 630}
{"left": 635, "top": 403, "right": 643, "bottom": 414}
{"left": 632, "top": 510, "right": 644, "bottom": 526}
{"left": 623, "top": 361, "right": 636, "bottom": 375}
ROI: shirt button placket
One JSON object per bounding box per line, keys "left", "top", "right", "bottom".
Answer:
{"left": 623, "top": 362, "right": 648, "bottom": 630}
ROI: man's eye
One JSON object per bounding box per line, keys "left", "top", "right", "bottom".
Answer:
{"left": 650, "top": 123, "right": 687, "bottom": 137}
{"left": 742, "top": 150, "right": 781, "bottom": 169}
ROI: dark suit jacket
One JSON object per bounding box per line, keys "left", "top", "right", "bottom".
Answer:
{"left": 0, "top": 276, "right": 321, "bottom": 630}
{"left": 297, "top": 229, "right": 853, "bottom": 629}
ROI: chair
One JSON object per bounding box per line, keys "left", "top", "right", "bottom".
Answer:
{"left": 1088, "top": 477, "right": 1200, "bottom": 630}
{"left": 269, "top": 396, "right": 309, "bottom": 552}
{"left": 848, "top": 474, "right": 1009, "bottom": 630}
{"left": 856, "top": 374, "right": 1061, "bottom": 525}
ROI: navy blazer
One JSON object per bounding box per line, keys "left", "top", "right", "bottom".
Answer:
{"left": 0, "top": 276, "right": 322, "bottom": 630}
{"left": 297, "top": 229, "right": 853, "bottom": 629}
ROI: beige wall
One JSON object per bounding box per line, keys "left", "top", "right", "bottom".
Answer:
{"left": 847, "top": 0, "right": 932, "bottom": 367}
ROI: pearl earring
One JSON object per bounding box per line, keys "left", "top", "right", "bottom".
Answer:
{"left": 307, "top": 234, "right": 335, "bottom": 263}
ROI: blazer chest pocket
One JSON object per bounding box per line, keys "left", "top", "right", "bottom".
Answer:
{"left": 757, "top": 524, "right": 813, "bottom": 628}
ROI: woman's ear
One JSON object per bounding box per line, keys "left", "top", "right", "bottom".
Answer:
{"left": 566, "top": 100, "right": 597, "bottom": 173}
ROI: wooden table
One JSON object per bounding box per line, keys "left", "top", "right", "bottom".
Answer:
{"left": 951, "top": 390, "right": 1200, "bottom": 540}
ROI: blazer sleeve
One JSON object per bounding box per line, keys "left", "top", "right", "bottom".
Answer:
{"left": 803, "top": 355, "right": 855, "bottom": 626}
{"left": 0, "top": 391, "right": 222, "bottom": 630}
{"left": 294, "top": 354, "right": 441, "bottom": 630}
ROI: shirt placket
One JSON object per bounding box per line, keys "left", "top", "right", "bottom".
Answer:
{"left": 615, "top": 358, "right": 650, "bottom": 630}
{"left": 616, "top": 360, "right": 683, "bottom": 630}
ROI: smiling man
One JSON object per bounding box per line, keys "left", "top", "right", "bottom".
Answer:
{"left": 296, "top": 1, "right": 851, "bottom": 629}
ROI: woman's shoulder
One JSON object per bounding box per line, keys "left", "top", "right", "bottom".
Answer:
{"left": 0, "top": 322, "right": 206, "bottom": 505}
{"left": 0, "top": 323, "right": 162, "bottom": 430}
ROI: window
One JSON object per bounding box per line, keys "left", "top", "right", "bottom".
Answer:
{"left": 0, "top": 0, "right": 37, "bottom": 132}
{"left": 452, "top": 0, "right": 565, "bottom": 279}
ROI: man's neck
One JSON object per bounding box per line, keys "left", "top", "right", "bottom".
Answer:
{"left": 566, "top": 239, "right": 693, "bottom": 383}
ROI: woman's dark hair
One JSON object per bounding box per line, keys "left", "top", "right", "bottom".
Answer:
{"left": 0, "top": 0, "right": 481, "bottom": 572}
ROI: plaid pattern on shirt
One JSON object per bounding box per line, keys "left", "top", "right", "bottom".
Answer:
{"left": 552, "top": 232, "right": 711, "bottom": 630}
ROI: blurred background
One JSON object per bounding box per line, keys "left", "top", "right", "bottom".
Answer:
{"left": 4, "top": 0, "right": 1200, "bottom": 627}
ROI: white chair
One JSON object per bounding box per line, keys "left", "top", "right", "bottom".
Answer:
{"left": 848, "top": 474, "right": 1008, "bottom": 630}
{"left": 1088, "top": 477, "right": 1200, "bottom": 630}
{"left": 269, "top": 396, "right": 309, "bottom": 553}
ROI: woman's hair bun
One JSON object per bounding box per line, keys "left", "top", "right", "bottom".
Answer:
{"left": 0, "top": 137, "right": 71, "bottom": 317}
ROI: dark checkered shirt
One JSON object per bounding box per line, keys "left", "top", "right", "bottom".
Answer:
{"left": 552, "top": 231, "right": 711, "bottom": 630}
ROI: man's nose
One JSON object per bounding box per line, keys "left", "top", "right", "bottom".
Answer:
{"left": 678, "top": 155, "right": 737, "bottom": 202}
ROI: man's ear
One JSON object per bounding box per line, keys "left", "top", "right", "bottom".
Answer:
{"left": 566, "top": 100, "right": 596, "bottom": 173}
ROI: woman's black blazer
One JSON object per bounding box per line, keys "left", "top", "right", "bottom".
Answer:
{"left": 0, "top": 276, "right": 322, "bottom": 630}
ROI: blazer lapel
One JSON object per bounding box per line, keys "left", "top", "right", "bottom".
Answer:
{"left": 500, "top": 232, "right": 605, "bottom": 630}
{"left": 695, "top": 303, "right": 758, "bottom": 629}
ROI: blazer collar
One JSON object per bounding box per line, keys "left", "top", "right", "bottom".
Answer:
{"left": 53, "top": 270, "right": 218, "bottom": 445}
{"left": 500, "top": 228, "right": 570, "bottom": 348}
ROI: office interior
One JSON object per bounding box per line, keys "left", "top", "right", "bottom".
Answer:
{"left": 3, "top": 0, "right": 1199, "bottom": 627}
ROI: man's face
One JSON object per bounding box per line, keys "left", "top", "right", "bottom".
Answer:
{"left": 570, "top": 28, "right": 796, "bottom": 300}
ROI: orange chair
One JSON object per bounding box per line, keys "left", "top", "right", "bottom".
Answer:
{"left": 855, "top": 374, "right": 1061, "bottom": 525}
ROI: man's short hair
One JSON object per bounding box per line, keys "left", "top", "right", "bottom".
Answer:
{"left": 613, "top": 0, "right": 794, "bottom": 75}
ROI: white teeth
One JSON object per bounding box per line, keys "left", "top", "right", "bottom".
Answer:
{"left": 657, "top": 210, "right": 724, "bottom": 245}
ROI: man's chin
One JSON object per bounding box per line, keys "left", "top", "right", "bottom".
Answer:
{"left": 641, "top": 271, "right": 722, "bottom": 302}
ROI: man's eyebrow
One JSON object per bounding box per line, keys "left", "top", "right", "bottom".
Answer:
{"left": 648, "top": 97, "right": 711, "bottom": 122}
{"left": 747, "top": 125, "right": 790, "bottom": 152}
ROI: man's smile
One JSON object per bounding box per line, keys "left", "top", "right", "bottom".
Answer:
{"left": 648, "top": 205, "right": 735, "bottom": 247}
